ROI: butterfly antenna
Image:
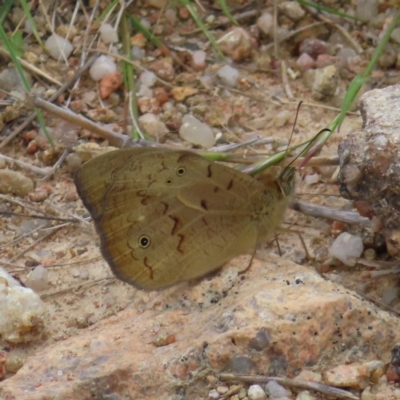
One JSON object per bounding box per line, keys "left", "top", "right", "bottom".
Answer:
{"left": 279, "top": 104, "right": 331, "bottom": 191}
{"left": 278, "top": 102, "right": 303, "bottom": 195}
{"left": 286, "top": 101, "right": 302, "bottom": 157}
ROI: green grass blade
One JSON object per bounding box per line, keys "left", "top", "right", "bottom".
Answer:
{"left": 296, "top": 0, "right": 363, "bottom": 22}
{"left": 121, "top": 14, "right": 150, "bottom": 140}
{"left": 0, "top": 22, "right": 53, "bottom": 146}
{"left": 0, "top": 0, "right": 15, "bottom": 25}
{"left": 19, "top": 0, "right": 45, "bottom": 48}
{"left": 217, "top": 0, "right": 238, "bottom": 26}
{"left": 177, "top": 0, "right": 225, "bottom": 58}
{"left": 95, "top": 0, "right": 120, "bottom": 24}
{"left": 128, "top": 14, "right": 164, "bottom": 49}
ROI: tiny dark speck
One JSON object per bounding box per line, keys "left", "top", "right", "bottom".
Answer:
{"left": 201, "top": 200, "right": 208, "bottom": 210}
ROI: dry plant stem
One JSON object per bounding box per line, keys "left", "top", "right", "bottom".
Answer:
{"left": 351, "top": 285, "right": 400, "bottom": 316}
{"left": 220, "top": 385, "right": 243, "bottom": 399}
{"left": 304, "top": 7, "right": 363, "bottom": 54}
{"left": 0, "top": 48, "right": 62, "bottom": 87}
{"left": 6, "top": 256, "right": 103, "bottom": 273}
{"left": 0, "top": 224, "right": 44, "bottom": 250}
{"left": 33, "top": 97, "right": 161, "bottom": 148}
{"left": 0, "top": 55, "right": 99, "bottom": 149}
{"left": 280, "top": 98, "right": 360, "bottom": 114}
{"left": 285, "top": 155, "right": 339, "bottom": 167}
{"left": 41, "top": 276, "right": 115, "bottom": 299}
{"left": 273, "top": 0, "right": 278, "bottom": 58}
{"left": 8, "top": 225, "right": 64, "bottom": 263}
{"left": 223, "top": 155, "right": 339, "bottom": 166}
{"left": 263, "top": 22, "right": 325, "bottom": 51}
{"left": 354, "top": 257, "right": 397, "bottom": 269}
{"left": 368, "top": 268, "right": 400, "bottom": 278}
{"left": 210, "top": 137, "right": 276, "bottom": 152}
{"left": 68, "top": 1, "right": 100, "bottom": 104}
{"left": 219, "top": 374, "right": 359, "bottom": 400}
{"left": 0, "top": 193, "right": 51, "bottom": 217}
{"left": 42, "top": 149, "right": 69, "bottom": 180}
{"left": 0, "top": 154, "right": 51, "bottom": 176}
{"left": 290, "top": 199, "right": 368, "bottom": 224}
{"left": 180, "top": 10, "right": 258, "bottom": 35}
{"left": 281, "top": 60, "right": 294, "bottom": 99}
{"left": 33, "top": 97, "right": 131, "bottom": 147}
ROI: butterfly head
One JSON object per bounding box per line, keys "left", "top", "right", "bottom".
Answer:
{"left": 278, "top": 166, "right": 295, "bottom": 197}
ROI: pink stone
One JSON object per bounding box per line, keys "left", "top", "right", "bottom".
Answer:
{"left": 296, "top": 52, "right": 315, "bottom": 71}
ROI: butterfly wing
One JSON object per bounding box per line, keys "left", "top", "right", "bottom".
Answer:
{"left": 75, "top": 148, "right": 268, "bottom": 289}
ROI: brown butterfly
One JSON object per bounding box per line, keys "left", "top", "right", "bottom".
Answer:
{"left": 74, "top": 147, "right": 294, "bottom": 290}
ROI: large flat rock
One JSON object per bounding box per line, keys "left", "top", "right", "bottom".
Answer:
{"left": 1, "top": 255, "right": 399, "bottom": 399}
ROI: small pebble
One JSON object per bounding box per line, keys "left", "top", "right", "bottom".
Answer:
{"left": 149, "top": 59, "right": 175, "bottom": 81}
{"left": 272, "top": 109, "right": 291, "bottom": 127}
{"left": 89, "top": 55, "right": 117, "bottom": 81}
{"left": 329, "top": 232, "right": 363, "bottom": 266}
{"left": 297, "top": 53, "right": 315, "bottom": 71}
{"left": 103, "top": 292, "right": 116, "bottom": 308}
{"left": 139, "top": 71, "right": 157, "bottom": 88}
{"left": 138, "top": 113, "right": 168, "bottom": 140}
{"left": 131, "top": 46, "right": 145, "bottom": 61}
{"left": 218, "top": 27, "right": 253, "bottom": 61}
{"left": 27, "top": 265, "right": 49, "bottom": 292}
{"left": 216, "top": 385, "right": 229, "bottom": 394}
{"left": 208, "top": 389, "right": 219, "bottom": 399}
{"left": 191, "top": 50, "right": 206, "bottom": 71}
{"left": 146, "top": 0, "right": 166, "bottom": 10}
{"left": 311, "top": 65, "right": 338, "bottom": 100}
{"left": 99, "top": 23, "right": 118, "bottom": 44}
{"left": 179, "top": 114, "right": 215, "bottom": 148}
{"left": 304, "top": 173, "right": 319, "bottom": 186}
{"left": 217, "top": 65, "right": 240, "bottom": 87}
{"left": 165, "top": 8, "right": 177, "bottom": 24}
{"left": 265, "top": 381, "right": 289, "bottom": 398}
{"left": 45, "top": 34, "right": 73, "bottom": 59}
{"left": 382, "top": 287, "right": 398, "bottom": 305}
{"left": 24, "top": 19, "right": 33, "bottom": 34}
{"left": 248, "top": 384, "right": 266, "bottom": 400}
{"left": 257, "top": 13, "right": 273, "bottom": 36}
{"left": 296, "top": 390, "right": 317, "bottom": 400}
{"left": 360, "top": 387, "right": 375, "bottom": 400}
{"left": 279, "top": 1, "right": 305, "bottom": 20}
{"left": 299, "top": 38, "right": 329, "bottom": 59}
{"left": 336, "top": 47, "right": 357, "bottom": 64}
{"left": 323, "top": 363, "right": 370, "bottom": 389}
{"left": 355, "top": 0, "right": 378, "bottom": 22}
{"left": 139, "top": 16, "right": 151, "bottom": 28}
{"left": 0, "top": 169, "right": 34, "bottom": 197}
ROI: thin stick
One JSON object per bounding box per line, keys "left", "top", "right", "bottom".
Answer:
{"left": 0, "top": 48, "right": 62, "bottom": 87}
{"left": 281, "top": 60, "right": 294, "bottom": 99}
{"left": 8, "top": 225, "right": 64, "bottom": 263}
{"left": 219, "top": 374, "right": 359, "bottom": 400}
{"left": 290, "top": 200, "right": 368, "bottom": 224}
{"left": 41, "top": 276, "right": 116, "bottom": 299}
{"left": 0, "top": 55, "right": 99, "bottom": 149}
{"left": 0, "top": 154, "right": 51, "bottom": 176}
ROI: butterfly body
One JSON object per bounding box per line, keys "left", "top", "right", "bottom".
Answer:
{"left": 75, "top": 147, "right": 293, "bottom": 290}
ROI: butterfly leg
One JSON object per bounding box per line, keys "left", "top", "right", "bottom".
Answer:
{"left": 277, "top": 227, "right": 311, "bottom": 260}
{"left": 274, "top": 234, "right": 283, "bottom": 256}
